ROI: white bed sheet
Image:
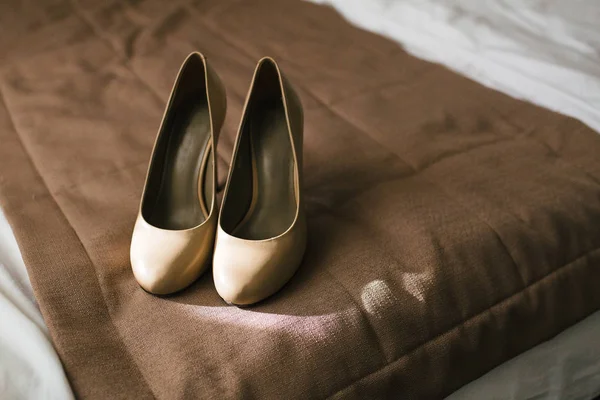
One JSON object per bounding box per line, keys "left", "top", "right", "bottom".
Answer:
{"left": 1, "top": 0, "right": 600, "bottom": 398}
{"left": 0, "top": 210, "right": 74, "bottom": 400}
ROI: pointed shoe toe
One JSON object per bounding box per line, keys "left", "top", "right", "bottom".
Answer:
{"left": 213, "top": 224, "right": 306, "bottom": 305}
{"left": 131, "top": 216, "right": 216, "bottom": 294}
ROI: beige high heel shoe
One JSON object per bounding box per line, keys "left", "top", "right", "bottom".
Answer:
{"left": 213, "top": 57, "right": 306, "bottom": 306}
{"left": 130, "top": 52, "right": 226, "bottom": 295}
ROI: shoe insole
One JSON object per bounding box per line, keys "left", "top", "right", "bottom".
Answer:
{"left": 149, "top": 100, "right": 213, "bottom": 230}
{"left": 233, "top": 100, "right": 296, "bottom": 240}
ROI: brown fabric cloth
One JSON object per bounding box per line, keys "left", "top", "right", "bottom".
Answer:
{"left": 1, "top": 0, "right": 600, "bottom": 398}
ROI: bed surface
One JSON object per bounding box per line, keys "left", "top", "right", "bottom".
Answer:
{"left": 312, "top": 2, "right": 600, "bottom": 398}
{"left": 1, "top": 0, "right": 600, "bottom": 399}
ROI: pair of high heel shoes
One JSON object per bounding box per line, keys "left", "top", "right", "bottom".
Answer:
{"left": 130, "top": 53, "right": 306, "bottom": 306}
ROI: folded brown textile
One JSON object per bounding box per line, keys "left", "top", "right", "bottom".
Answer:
{"left": 1, "top": 0, "right": 599, "bottom": 398}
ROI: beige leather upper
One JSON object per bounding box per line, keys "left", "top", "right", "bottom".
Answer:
{"left": 213, "top": 58, "right": 306, "bottom": 305}
{"left": 130, "top": 52, "right": 226, "bottom": 295}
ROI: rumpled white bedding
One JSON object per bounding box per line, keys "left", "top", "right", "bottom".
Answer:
{"left": 0, "top": 210, "right": 74, "bottom": 400}
{"left": 1, "top": 0, "right": 600, "bottom": 399}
